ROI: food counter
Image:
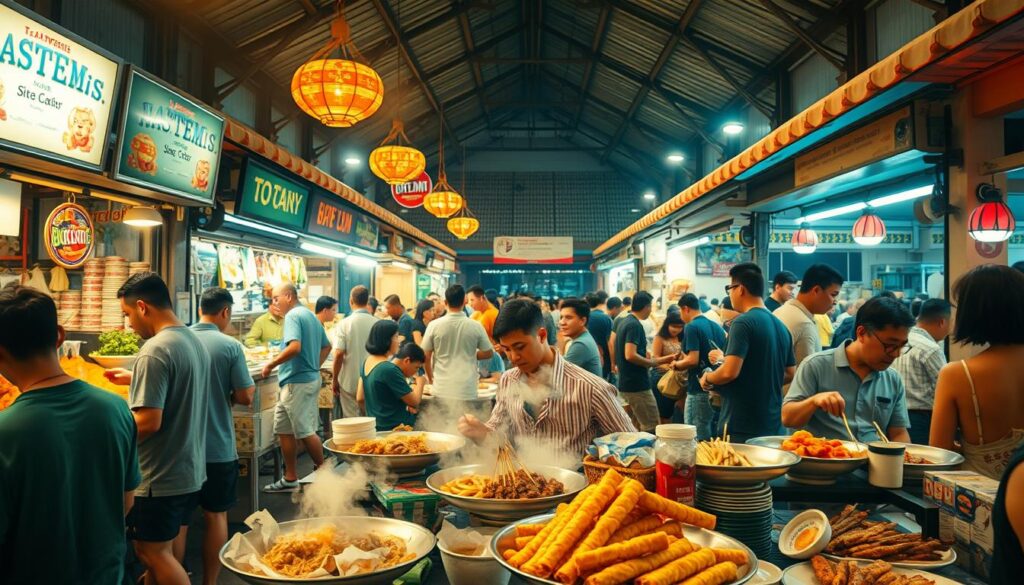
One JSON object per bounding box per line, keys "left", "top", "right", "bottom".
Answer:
{"left": 230, "top": 348, "right": 284, "bottom": 523}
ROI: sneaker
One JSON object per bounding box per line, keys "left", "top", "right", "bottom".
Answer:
{"left": 263, "top": 478, "right": 300, "bottom": 493}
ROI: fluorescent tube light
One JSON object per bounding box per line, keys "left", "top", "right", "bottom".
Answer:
{"left": 223, "top": 214, "right": 299, "bottom": 239}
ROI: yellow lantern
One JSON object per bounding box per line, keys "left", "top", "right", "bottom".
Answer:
{"left": 423, "top": 171, "right": 462, "bottom": 218}
{"left": 447, "top": 214, "right": 479, "bottom": 240}
{"left": 291, "top": 10, "right": 383, "bottom": 128}
{"left": 369, "top": 122, "right": 425, "bottom": 184}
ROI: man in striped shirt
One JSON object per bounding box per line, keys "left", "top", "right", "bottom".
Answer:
{"left": 458, "top": 299, "right": 636, "bottom": 458}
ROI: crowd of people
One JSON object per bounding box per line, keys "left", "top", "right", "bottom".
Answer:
{"left": 2, "top": 261, "right": 1024, "bottom": 583}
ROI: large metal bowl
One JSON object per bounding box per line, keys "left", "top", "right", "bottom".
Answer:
{"left": 489, "top": 513, "right": 758, "bottom": 585}
{"left": 324, "top": 431, "right": 466, "bottom": 477}
{"left": 746, "top": 436, "right": 867, "bottom": 485}
{"left": 902, "top": 444, "right": 964, "bottom": 482}
{"left": 219, "top": 516, "right": 436, "bottom": 584}
{"left": 698, "top": 442, "right": 802, "bottom": 485}
{"left": 426, "top": 464, "right": 587, "bottom": 525}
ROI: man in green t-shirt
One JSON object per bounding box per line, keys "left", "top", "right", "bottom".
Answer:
{"left": 0, "top": 285, "right": 141, "bottom": 584}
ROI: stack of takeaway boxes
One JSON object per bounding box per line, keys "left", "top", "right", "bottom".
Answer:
{"left": 923, "top": 471, "right": 998, "bottom": 579}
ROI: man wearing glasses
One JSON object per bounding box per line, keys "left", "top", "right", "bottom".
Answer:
{"left": 781, "top": 296, "right": 914, "bottom": 443}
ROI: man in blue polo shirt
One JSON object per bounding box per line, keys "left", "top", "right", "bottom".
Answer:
{"left": 782, "top": 296, "right": 913, "bottom": 443}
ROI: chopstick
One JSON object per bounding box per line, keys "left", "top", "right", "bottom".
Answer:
{"left": 872, "top": 420, "right": 889, "bottom": 443}
{"left": 840, "top": 411, "right": 864, "bottom": 454}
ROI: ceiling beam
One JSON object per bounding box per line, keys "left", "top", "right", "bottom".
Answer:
{"left": 572, "top": 2, "right": 612, "bottom": 131}
{"left": 421, "top": 25, "right": 522, "bottom": 79}
{"left": 370, "top": 0, "right": 460, "bottom": 149}
{"left": 455, "top": 1, "right": 494, "bottom": 129}
{"left": 217, "top": 15, "right": 317, "bottom": 102}
{"left": 684, "top": 35, "right": 775, "bottom": 120}
{"left": 236, "top": 3, "right": 335, "bottom": 52}
{"left": 600, "top": 0, "right": 704, "bottom": 163}
{"left": 295, "top": 0, "right": 317, "bottom": 16}
{"left": 757, "top": 0, "right": 845, "bottom": 71}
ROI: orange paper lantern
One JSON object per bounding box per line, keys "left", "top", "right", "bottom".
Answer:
{"left": 423, "top": 185, "right": 463, "bottom": 218}
{"left": 369, "top": 119, "right": 426, "bottom": 184}
{"left": 447, "top": 216, "right": 479, "bottom": 240}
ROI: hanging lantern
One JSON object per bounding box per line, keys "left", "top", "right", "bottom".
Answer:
{"left": 423, "top": 172, "right": 463, "bottom": 218}
{"left": 291, "top": 7, "right": 383, "bottom": 127}
{"left": 853, "top": 208, "right": 886, "bottom": 246}
{"left": 370, "top": 119, "right": 426, "bottom": 184}
{"left": 969, "top": 183, "right": 1015, "bottom": 242}
{"left": 792, "top": 224, "right": 818, "bottom": 254}
{"left": 447, "top": 215, "right": 480, "bottom": 240}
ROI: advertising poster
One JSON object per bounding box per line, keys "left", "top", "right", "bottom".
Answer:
{"left": 695, "top": 244, "right": 747, "bottom": 276}
{"left": 113, "top": 68, "right": 224, "bottom": 204}
{"left": 0, "top": 2, "right": 121, "bottom": 170}
{"left": 235, "top": 157, "right": 310, "bottom": 230}
{"left": 390, "top": 171, "right": 431, "bottom": 208}
{"left": 494, "top": 236, "right": 573, "bottom": 264}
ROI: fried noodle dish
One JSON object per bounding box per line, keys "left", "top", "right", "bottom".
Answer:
{"left": 782, "top": 430, "right": 864, "bottom": 459}
{"left": 350, "top": 433, "right": 432, "bottom": 455}
{"left": 440, "top": 470, "right": 565, "bottom": 499}
{"left": 260, "top": 525, "right": 413, "bottom": 578}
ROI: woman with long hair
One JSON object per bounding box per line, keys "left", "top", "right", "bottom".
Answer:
{"left": 412, "top": 299, "right": 436, "bottom": 346}
{"left": 651, "top": 313, "right": 685, "bottom": 424}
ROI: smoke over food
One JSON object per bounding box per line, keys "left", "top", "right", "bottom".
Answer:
{"left": 297, "top": 462, "right": 394, "bottom": 519}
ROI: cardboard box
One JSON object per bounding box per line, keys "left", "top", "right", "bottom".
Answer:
{"left": 923, "top": 471, "right": 987, "bottom": 514}
{"left": 938, "top": 510, "right": 956, "bottom": 543}
{"left": 371, "top": 479, "right": 441, "bottom": 531}
{"left": 969, "top": 489, "right": 997, "bottom": 580}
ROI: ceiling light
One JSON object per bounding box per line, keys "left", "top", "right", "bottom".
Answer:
{"left": 346, "top": 254, "right": 377, "bottom": 268}
{"left": 344, "top": 157, "right": 361, "bottom": 166}
{"left": 678, "top": 236, "right": 711, "bottom": 250}
{"left": 792, "top": 224, "right": 818, "bottom": 254}
{"left": 300, "top": 241, "right": 348, "bottom": 259}
{"left": 389, "top": 261, "right": 413, "bottom": 270}
{"left": 722, "top": 122, "right": 744, "bottom": 135}
{"left": 630, "top": 208, "right": 640, "bottom": 213}
{"left": 666, "top": 154, "right": 685, "bottom": 163}
{"left": 643, "top": 192, "right": 656, "bottom": 201}
{"left": 867, "top": 184, "right": 932, "bottom": 207}
{"left": 968, "top": 183, "right": 1016, "bottom": 242}
{"left": 797, "top": 202, "right": 867, "bottom": 224}
{"left": 223, "top": 214, "right": 299, "bottom": 239}
{"left": 794, "top": 185, "right": 934, "bottom": 225}
{"left": 122, "top": 206, "right": 163, "bottom": 228}
{"left": 852, "top": 209, "right": 886, "bottom": 246}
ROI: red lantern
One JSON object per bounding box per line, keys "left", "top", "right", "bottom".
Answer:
{"left": 969, "top": 201, "right": 1015, "bottom": 242}
{"left": 792, "top": 224, "right": 818, "bottom": 254}
{"left": 853, "top": 209, "right": 886, "bottom": 246}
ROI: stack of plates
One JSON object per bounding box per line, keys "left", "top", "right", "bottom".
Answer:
{"left": 58, "top": 290, "right": 82, "bottom": 331}
{"left": 102, "top": 257, "right": 128, "bottom": 330}
{"left": 696, "top": 481, "right": 774, "bottom": 559}
{"left": 129, "top": 261, "right": 151, "bottom": 276}
{"left": 81, "top": 258, "right": 105, "bottom": 331}
{"left": 331, "top": 417, "right": 376, "bottom": 446}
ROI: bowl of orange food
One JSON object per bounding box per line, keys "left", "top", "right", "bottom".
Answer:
{"left": 747, "top": 431, "right": 866, "bottom": 485}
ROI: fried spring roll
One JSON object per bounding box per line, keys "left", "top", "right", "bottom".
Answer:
{"left": 639, "top": 491, "right": 717, "bottom": 529}
{"left": 573, "top": 532, "right": 670, "bottom": 573}
{"left": 509, "top": 485, "right": 593, "bottom": 569}
{"left": 678, "top": 561, "right": 739, "bottom": 585}
{"left": 634, "top": 548, "right": 717, "bottom": 585}
{"left": 583, "top": 537, "right": 697, "bottom": 585}
{"left": 710, "top": 548, "right": 748, "bottom": 566}
{"left": 811, "top": 555, "right": 836, "bottom": 584}
{"left": 607, "top": 515, "right": 664, "bottom": 545}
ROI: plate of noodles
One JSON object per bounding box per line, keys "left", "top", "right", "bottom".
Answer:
{"left": 427, "top": 464, "right": 587, "bottom": 524}
{"left": 324, "top": 431, "right": 465, "bottom": 476}
{"left": 220, "top": 513, "right": 436, "bottom": 584}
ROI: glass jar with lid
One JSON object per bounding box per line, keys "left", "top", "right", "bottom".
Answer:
{"left": 655, "top": 423, "right": 697, "bottom": 506}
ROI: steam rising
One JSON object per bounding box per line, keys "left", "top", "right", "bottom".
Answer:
{"left": 296, "top": 461, "right": 395, "bottom": 519}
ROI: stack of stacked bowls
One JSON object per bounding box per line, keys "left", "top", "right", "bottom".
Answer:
{"left": 331, "top": 417, "right": 376, "bottom": 447}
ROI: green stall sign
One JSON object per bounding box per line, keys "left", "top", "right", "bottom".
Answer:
{"left": 236, "top": 158, "right": 310, "bottom": 230}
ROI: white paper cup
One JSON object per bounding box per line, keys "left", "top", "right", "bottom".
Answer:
{"left": 438, "top": 535, "right": 509, "bottom": 585}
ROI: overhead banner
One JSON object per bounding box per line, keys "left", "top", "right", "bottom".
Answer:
{"left": 794, "top": 106, "right": 913, "bottom": 188}
{"left": 113, "top": 68, "right": 224, "bottom": 204}
{"left": 235, "top": 157, "right": 309, "bottom": 230}
{"left": 0, "top": 2, "right": 121, "bottom": 170}
{"left": 391, "top": 171, "right": 431, "bottom": 208}
{"left": 494, "top": 236, "right": 573, "bottom": 264}
{"left": 306, "top": 192, "right": 380, "bottom": 251}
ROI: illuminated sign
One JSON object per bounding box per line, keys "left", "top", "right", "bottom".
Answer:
{"left": 44, "top": 201, "right": 93, "bottom": 268}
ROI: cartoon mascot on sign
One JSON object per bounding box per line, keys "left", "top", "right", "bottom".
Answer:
{"left": 127, "top": 133, "right": 158, "bottom": 176}
{"left": 62, "top": 107, "right": 96, "bottom": 152}
{"left": 191, "top": 159, "right": 211, "bottom": 191}
{"left": 0, "top": 79, "right": 7, "bottom": 121}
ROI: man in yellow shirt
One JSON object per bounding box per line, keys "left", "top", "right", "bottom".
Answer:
{"left": 244, "top": 303, "right": 284, "bottom": 347}
{"left": 467, "top": 285, "right": 499, "bottom": 344}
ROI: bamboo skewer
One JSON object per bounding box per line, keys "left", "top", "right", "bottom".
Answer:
{"left": 840, "top": 411, "right": 864, "bottom": 454}
{"left": 872, "top": 420, "right": 889, "bottom": 443}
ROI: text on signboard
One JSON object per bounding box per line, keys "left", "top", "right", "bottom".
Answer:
{"left": 252, "top": 177, "right": 304, "bottom": 215}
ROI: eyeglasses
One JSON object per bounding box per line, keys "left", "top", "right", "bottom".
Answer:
{"left": 869, "top": 330, "right": 908, "bottom": 356}
{"left": 724, "top": 284, "right": 741, "bottom": 294}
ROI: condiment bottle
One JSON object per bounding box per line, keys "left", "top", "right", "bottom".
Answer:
{"left": 867, "top": 441, "right": 906, "bottom": 489}
{"left": 655, "top": 423, "right": 697, "bottom": 506}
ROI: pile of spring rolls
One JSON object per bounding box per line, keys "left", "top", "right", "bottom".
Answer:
{"left": 500, "top": 468, "right": 751, "bottom": 585}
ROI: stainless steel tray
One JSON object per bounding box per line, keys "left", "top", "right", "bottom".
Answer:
{"left": 324, "top": 431, "right": 465, "bottom": 477}
{"left": 746, "top": 436, "right": 866, "bottom": 485}
{"left": 902, "top": 443, "right": 964, "bottom": 482}
{"left": 426, "top": 464, "right": 587, "bottom": 524}
{"left": 697, "top": 442, "right": 801, "bottom": 485}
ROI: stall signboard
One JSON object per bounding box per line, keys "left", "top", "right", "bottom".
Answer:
{"left": 402, "top": 243, "right": 428, "bottom": 266}
{"left": 442, "top": 258, "right": 456, "bottom": 273}
{"left": 306, "top": 192, "right": 380, "bottom": 251}
{"left": 113, "top": 68, "right": 224, "bottom": 204}
{"left": 416, "top": 273, "right": 432, "bottom": 300}
{"left": 770, "top": 230, "right": 914, "bottom": 248}
{"left": 391, "top": 171, "right": 432, "bottom": 208}
{"left": 429, "top": 258, "right": 444, "bottom": 271}
{"left": 795, "top": 107, "right": 913, "bottom": 188}
{"left": 236, "top": 157, "right": 309, "bottom": 230}
{"left": 695, "top": 244, "right": 747, "bottom": 276}
{"left": 494, "top": 236, "right": 573, "bottom": 264}
{"left": 0, "top": 2, "right": 121, "bottom": 170}
{"left": 44, "top": 201, "right": 94, "bottom": 268}
{"left": 644, "top": 233, "right": 668, "bottom": 266}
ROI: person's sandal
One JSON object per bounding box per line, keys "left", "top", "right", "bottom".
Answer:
{"left": 263, "top": 477, "right": 299, "bottom": 493}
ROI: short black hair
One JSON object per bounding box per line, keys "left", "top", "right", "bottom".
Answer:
{"left": 395, "top": 342, "right": 425, "bottom": 363}
{"left": 952, "top": 264, "right": 1024, "bottom": 345}
{"left": 493, "top": 298, "right": 544, "bottom": 340}
{"left": 678, "top": 293, "right": 700, "bottom": 311}
{"left": 910, "top": 298, "right": 924, "bottom": 318}
{"left": 878, "top": 290, "right": 896, "bottom": 299}
{"left": 365, "top": 319, "right": 399, "bottom": 355}
{"left": 799, "top": 264, "right": 845, "bottom": 294}
{"left": 1013, "top": 261, "right": 1024, "bottom": 274}
{"left": 560, "top": 298, "right": 590, "bottom": 324}
{"left": 729, "top": 262, "right": 765, "bottom": 297}
{"left": 632, "top": 291, "right": 653, "bottom": 312}
{"left": 855, "top": 296, "right": 915, "bottom": 332}
{"left": 446, "top": 284, "right": 466, "bottom": 307}
{"left": 414, "top": 299, "right": 434, "bottom": 321}
{"left": 467, "top": 285, "right": 486, "bottom": 297}
{"left": 117, "top": 272, "right": 172, "bottom": 309}
{"left": 773, "top": 271, "right": 798, "bottom": 287}
{"left": 622, "top": 296, "right": 632, "bottom": 306}
{"left": 917, "top": 298, "right": 951, "bottom": 323}
{"left": 607, "top": 296, "right": 622, "bottom": 310}
{"left": 485, "top": 288, "right": 499, "bottom": 306}
{"left": 596, "top": 290, "right": 609, "bottom": 303}
{"left": 657, "top": 313, "right": 684, "bottom": 340}
{"left": 315, "top": 295, "right": 337, "bottom": 314}
{"left": 367, "top": 296, "right": 379, "bottom": 313}
{"left": 200, "top": 287, "right": 234, "bottom": 316}
{"left": 383, "top": 294, "right": 402, "bottom": 306}
{"left": 584, "top": 293, "right": 600, "bottom": 309}
{"left": 0, "top": 284, "right": 59, "bottom": 360}
{"left": 350, "top": 285, "right": 370, "bottom": 306}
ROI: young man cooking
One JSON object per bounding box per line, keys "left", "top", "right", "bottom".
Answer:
{"left": 458, "top": 299, "right": 635, "bottom": 458}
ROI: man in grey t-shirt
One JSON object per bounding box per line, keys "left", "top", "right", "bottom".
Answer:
{"left": 190, "top": 288, "right": 254, "bottom": 585}
{"left": 332, "top": 285, "right": 378, "bottom": 417}
{"left": 422, "top": 285, "right": 493, "bottom": 400}
{"left": 559, "top": 298, "right": 603, "bottom": 378}
{"left": 109, "top": 272, "right": 211, "bottom": 585}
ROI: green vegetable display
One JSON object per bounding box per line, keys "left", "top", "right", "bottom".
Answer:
{"left": 96, "top": 330, "right": 142, "bottom": 356}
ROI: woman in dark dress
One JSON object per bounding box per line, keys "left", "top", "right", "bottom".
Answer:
{"left": 411, "top": 299, "right": 436, "bottom": 346}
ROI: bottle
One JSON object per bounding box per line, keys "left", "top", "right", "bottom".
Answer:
{"left": 655, "top": 423, "right": 697, "bottom": 506}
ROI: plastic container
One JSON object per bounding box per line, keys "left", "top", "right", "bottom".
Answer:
{"left": 438, "top": 527, "right": 509, "bottom": 585}
{"left": 779, "top": 509, "right": 832, "bottom": 559}
{"left": 868, "top": 441, "right": 906, "bottom": 489}
{"left": 655, "top": 424, "right": 697, "bottom": 506}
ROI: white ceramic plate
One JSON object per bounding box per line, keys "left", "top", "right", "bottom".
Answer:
{"left": 781, "top": 561, "right": 961, "bottom": 585}
{"left": 821, "top": 547, "right": 956, "bottom": 569}
{"left": 749, "top": 560, "right": 782, "bottom": 585}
